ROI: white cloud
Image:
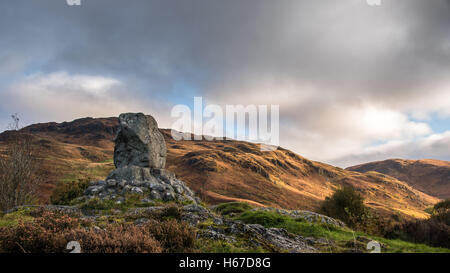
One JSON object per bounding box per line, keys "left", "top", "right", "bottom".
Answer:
{"left": 202, "top": 79, "right": 433, "bottom": 166}
{"left": 328, "top": 131, "right": 450, "bottom": 167}
{"left": 278, "top": 102, "right": 433, "bottom": 167}
{"left": 0, "top": 72, "right": 169, "bottom": 127}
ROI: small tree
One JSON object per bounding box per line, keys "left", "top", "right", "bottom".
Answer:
{"left": 319, "top": 186, "right": 369, "bottom": 228}
{"left": 431, "top": 199, "right": 450, "bottom": 226}
{"left": 0, "top": 114, "right": 40, "bottom": 211}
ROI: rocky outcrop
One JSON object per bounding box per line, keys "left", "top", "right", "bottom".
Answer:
{"left": 114, "top": 113, "right": 166, "bottom": 169}
{"left": 84, "top": 113, "right": 198, "bottom": 204}
{"left": 133, "top": 204, "right": 318, "bottom": 253}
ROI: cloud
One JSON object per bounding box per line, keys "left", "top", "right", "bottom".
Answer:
{"left": 202, "top": 79, "right": 433, "bottom": 165}
{"left": 0, "top": 72, "right": 172, "bottom": 127}
{"left": 278, "top": 102, "right": 432, "bottom": 164}
{"left": 0, "top": 0, "right": 449, "bottom": 166}
{"left": 331, "top": 131, "right": 450, "bottom": 167}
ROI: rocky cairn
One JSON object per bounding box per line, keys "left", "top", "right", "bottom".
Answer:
{"left": 84, "top": 113, "right": 199, "bottom": 204}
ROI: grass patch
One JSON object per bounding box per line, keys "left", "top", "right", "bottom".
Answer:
{"left": 77, "top": 194, "right": 160, "bottom": 212}
{"left": 0, "top": 208, "right": 35, "bottom": 228}
{"left": 98, "top": 158, "right": 114, "bottom": 164}
{"left": 214, "top": 202, "right": 253, "bottom": 216}
{"left": 58, "top": 161, "right": 113, "bottom": 184}
{"left": 75, "top": 195, "right": 189, "bottom": 213}
{"left": 234, "top": 210, "right": 336, "bottom": 238}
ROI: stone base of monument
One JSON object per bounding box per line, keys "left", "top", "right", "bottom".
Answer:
{"left": 84, "top": 166, "right": 199, "bottom": 204}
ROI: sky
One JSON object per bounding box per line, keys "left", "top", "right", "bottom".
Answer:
{"left": 0, "top": 0, "right": 449, "bottom": 167}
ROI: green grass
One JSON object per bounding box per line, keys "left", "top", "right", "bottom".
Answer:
{"left": 75, "top": 194, "right": 191, "bottom": 213}
{"left": 98, "top": 158, "right": 114, "bottom": 164}
{"left": 214, "top": 202, "right": 254, "bottom": 216}
{"left": 234, "top": 210, "right": 336, "bottom": 237}
{"left": 0, "top": 208, "right": 35, "bottom": 228}
{"left": 76, "top": 194, "right": 161, "bottom": 212}
{"left": 233, "top": 210, "right": 450, "bottom": 253}
{"left": 59, "top": 162, "right": 113, "bottom": 184}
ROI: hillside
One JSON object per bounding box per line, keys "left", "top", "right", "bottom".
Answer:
{"left": 347, "top": 159, "right": 450, "bottom": 199}
{"left": 0, "top": 117, "right": 440, "bottom": 219}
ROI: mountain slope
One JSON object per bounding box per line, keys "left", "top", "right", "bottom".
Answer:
{"left": 0, "top": 117, "right": 440, "bottom": 219}
{"left": 347, "top": 159, "right": 450, "bottom": 199}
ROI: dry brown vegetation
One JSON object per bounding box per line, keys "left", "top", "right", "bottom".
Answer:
{"left": 0, "top": 209, "right": 196, "bottom": 253}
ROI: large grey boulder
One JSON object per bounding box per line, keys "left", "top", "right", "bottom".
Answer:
{"left": 114, "top": 113, "right": 166, "bottom": 169}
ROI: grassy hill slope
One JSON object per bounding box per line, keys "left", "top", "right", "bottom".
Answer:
{"left": 0, "top": 117, "right": 440, "bottom": 219}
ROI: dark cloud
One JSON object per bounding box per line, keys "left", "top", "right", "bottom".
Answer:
{"left": 2, "top": 1, "right": 449, "bottom": 98}
{"left": 0, "top": 0, "right": 449, "bottom": 165}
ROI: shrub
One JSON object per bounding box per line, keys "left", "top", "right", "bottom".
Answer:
{"left": 0, "top": 210, "right": 86, "bottom": 253}
{"left": 431, "top": 199, "right": 450, "bottom": 226}
{"left": 0, "top": 114, "right": 41, "bottom": 211}
{"left": 147, "top": 219, "right": 196, "bottom": 253}
{"left": 73, "top": 225, "right": 162, "bottom": 253}
{"left": 0, "top": 209, "right": 166, "bottom": 253}
{"left": 319, "top": 186, "right": 369, "bottom": 229}
{"left": 387, "top": 218, "right": 450, "bottom": 249}
{"left": 362, "top": 211, "right": 400, "bottom": 237}
{"left": 384, "top": 200, "right": 450, "bottom": 249}
{"left": 160, "top": 205, "right": 181, "bottom": 220}
{"left": 431, "top": 211, "right": 450, "bottom": 226}
{"left": 433, "top": 199, "right": 450, "bottom": 213}
{"left": 50, "top": 179, "right": 90, "bottom": 205}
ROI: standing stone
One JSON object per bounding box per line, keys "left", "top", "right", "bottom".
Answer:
{"left": 114, "top": 113, "right": 167, "bottom": 169}
{"left": 84, "top": 112, "right": 197, "bottom": 205}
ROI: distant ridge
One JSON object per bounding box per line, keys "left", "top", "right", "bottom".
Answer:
{"left": 348, "top": 159, "right": 450, "bottom": 199}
